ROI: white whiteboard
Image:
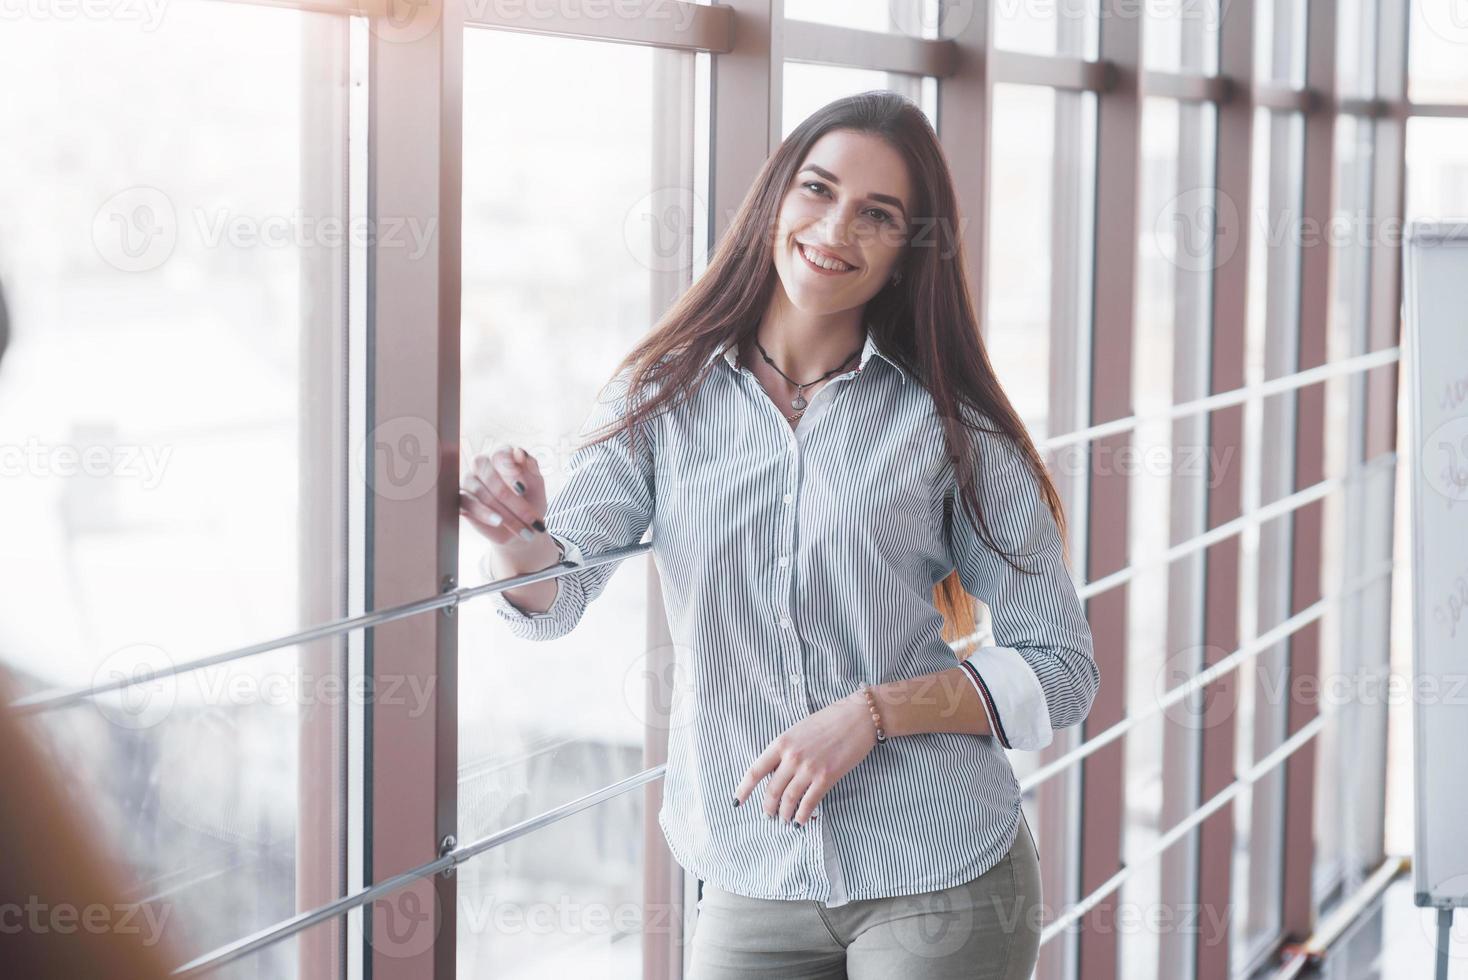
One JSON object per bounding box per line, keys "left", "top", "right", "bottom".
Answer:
{"left": 1406, "top": 223, "right": 1468, "bottom": 910}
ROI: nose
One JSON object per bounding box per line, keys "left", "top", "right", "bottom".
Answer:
{"left": 814, "top": 200, "right": 855, "bottom": 247}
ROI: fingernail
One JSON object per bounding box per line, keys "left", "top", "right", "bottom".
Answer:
{"left": 794, "top": 821, "right": 802, "bottom": 829}
{"left": 532, "top": 519, "right": 546, "bottom": 532}
{"left": 732, "top": 798, "right": 740, "bottom": 808}
{"left": 519, "top": 528, "right": 535, "bottom": 542}
{"left": 488, "top": 513, "right": 503, "bottom": 527}
{"left": 513, "top": 480, "right": 526, "bottom": 495}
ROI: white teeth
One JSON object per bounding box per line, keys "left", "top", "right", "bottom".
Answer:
{"left": 799, "top": 243, "right": 852, "bottom": 272}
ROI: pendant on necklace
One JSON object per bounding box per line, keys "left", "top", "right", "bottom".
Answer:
{"left": 791, "top": 389, "right": 808, "bottom": 411}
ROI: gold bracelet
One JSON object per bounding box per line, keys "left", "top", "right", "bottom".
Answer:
{"left": 858, "top": 682, "right": 887, "bottom": 745}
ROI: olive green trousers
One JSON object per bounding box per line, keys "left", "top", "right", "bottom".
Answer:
{"left": 689, "top": 811, "right": 1043, "bottom": 979}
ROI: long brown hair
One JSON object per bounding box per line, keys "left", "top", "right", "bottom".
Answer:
{"left": 591, "top": 90, "right": 1071, "bottom": 645}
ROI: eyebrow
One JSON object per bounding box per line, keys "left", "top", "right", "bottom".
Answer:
{"left": 799, "top": 165, "right": 907, "bottom": 219}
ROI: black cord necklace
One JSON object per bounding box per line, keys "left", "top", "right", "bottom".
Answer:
{"left": 752, "top": 335, "right": 865, "bottom": 416}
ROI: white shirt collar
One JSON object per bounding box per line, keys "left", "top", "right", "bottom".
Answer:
{"left": 703, "top": 329, "right": 908, "bottom": 385}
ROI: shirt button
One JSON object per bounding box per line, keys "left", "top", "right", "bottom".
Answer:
{"left": 778, "top": 556, "right": 789, "bottom": 568}
{"left": 789, "top": 673, "right": 802, "bottom": 685}
{"left": 779, "top": 617, "right": 792, "bottom": 630}
{"left": 783, "top": 493, "right": 793, "bottom": 505}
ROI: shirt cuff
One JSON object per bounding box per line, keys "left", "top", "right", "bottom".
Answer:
{"left": 958, "top": 646, "right": 1054, "bottom": 751}
{"left": 482, "top": 533, "right": 586, "bottom": 637}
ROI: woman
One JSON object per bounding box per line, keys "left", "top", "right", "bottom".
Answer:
{"left": 460, "top": 91, "right": 1099, "bottom": 979}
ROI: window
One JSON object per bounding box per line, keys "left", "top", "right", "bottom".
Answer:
{"left": 1408, "top": 0, "right": 1468, "bottom": 103}
{"left": 984, "top": 84, "right": 1098, "bottom": 444}
{"left": 1142, "top": 0, "right": 1223, "bottom": 74}
{"left": 0, "top": 0, "right": 1431, "bottom": 975}
{"left": 1254, "top": 0, "right": 1310, "bottom": 88}
{"left": 1119, "top": 95, "right": 1217, "bottom": 980}
{"left": 1405, "top": 118, "right": 1468, "bottom": 220}
{"left": 1230, "top": 105, "right": 1307, "bottom": 972}
{"left": 1338, "top": 0, "right": 1380, "bottom": 97}
{"left": 993, "top": 0, "right": 1099, "bottom": 59}
{"left": 0, "top": 6, "right": 352, "bottom": 976}
{"left": 457, "top": 25, "right": 697, "bottom": 974}
{"left": 782, "top": 63, "right": 936, "bottom": 137}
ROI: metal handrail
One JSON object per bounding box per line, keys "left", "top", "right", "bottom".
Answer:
{"left": 1018, "top": 557, "right": 1398, "bottom": 792}
{"left": 1033, "top": 346, "right": 1400, "bottom": 454}
{"left": 1038, "top": 711, "right": 1329, "bottom": 946}
{"left": 4, "top": 348, "right": 1406, "bottom": 972}
{"left": 10, "top": 446, "right": 1398, "bottom": 715}
{"left": 8, "top": 348, "right": 1401, "bottom": 714}
{"left": 170, "top": 767, "right": 665, "bottom": 977}
{"left": 1070, "top": 450, "right": 1395, "bottom": 600}
{"left": 166, "top": 558, "right": 1391, "bottom": 974}
{"left": 6, "top": 542, "right": 653, "bottom": 715}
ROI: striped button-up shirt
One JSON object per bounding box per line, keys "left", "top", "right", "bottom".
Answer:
{"left": 485, "top": 330, "right": 1099, "bottom": 907}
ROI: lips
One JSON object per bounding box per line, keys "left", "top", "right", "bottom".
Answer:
{"left": 796, "top": 241, "right": 858, "bottom": 274}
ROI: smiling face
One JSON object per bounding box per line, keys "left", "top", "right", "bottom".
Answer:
{"left": 771, "top": 128, "right": 914, "bottom": 316}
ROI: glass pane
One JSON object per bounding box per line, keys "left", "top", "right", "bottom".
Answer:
{"left": 458, "top": 793, "right": 655, "bottom": 974}
{"left": 1331, "top": 116, "right": 1375, "bottom": 364}
{"left": 0, "top": 7, "right": 350, "bottom": 977}
{"left": 1254, "top": 0, "right": 1309, "bottom": 88}
{"left": 984, "top": 84, "right": 1098, "bottom": 443}
{"left": 1143, "top": 0, "right": 1223, "bottom": 74}
{"left": 1337, "top": 0, "right": 1380, "bottom": 98}
{"left": 1409, "top": 0, "right": 1468, "bottom": 103}
{"left": 1120, "top": 95, "right": 1218, "bottom": 980}
{"left": 1320, "top": 125, "right": 1376, "bottom": 845}
{"left": 782, "top": 64, "right": 935, "bottom": 139}
{"left": 457, "top": 28, "right": 695, "bottom": 971}
{"left": 994, "top": 0, "right": 1099, "bottom": 58}
{"left": 1233, "top": 105, "right": 1307, "bottom": 972}
{"left": 1405, "top": 118, "right": 1468, "bottom": 221}
{"left": 1247, "top": 110, "right": 1306, "bottom": 391}
{"left": 987, "top": 81, "right": 1097, "bottom": 976}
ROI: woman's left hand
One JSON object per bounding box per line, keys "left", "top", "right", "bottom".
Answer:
{"left": 733, "top": 692, "right": 878, "bottom": 826}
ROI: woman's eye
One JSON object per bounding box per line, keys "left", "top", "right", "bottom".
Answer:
{"left": 802, "top": 181, "right": 894, "bottom": 225}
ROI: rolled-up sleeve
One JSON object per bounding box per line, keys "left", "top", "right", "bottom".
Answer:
{"left": 945, "top": 415, "right": 1098, "bottom": 751}
{"left": 484, "top": 368, "right": 656, "bottom": 642}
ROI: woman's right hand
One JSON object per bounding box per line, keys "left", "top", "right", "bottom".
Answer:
{"left": 459, "top": 445, "right": 550, "bottom": 549}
